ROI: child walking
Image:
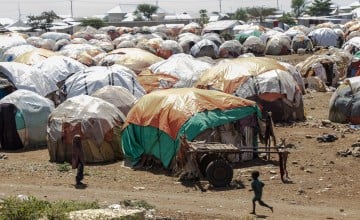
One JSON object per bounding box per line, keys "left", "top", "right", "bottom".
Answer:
{"left": 72, "top": 134, "right": 85, "bottom": 187}
{"left": 250, "top": 170, "right": 273, "bottom": 215}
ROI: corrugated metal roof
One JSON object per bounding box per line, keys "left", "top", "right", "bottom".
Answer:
{"left": 203, "top": 20, "right": 240, "bottom": 31}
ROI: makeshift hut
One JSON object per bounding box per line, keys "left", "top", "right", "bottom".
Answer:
{"left": 62, "top": 64, "right": 146, "bottom": 99}
{"left": 177, "top": 32, "right": 202, "bottom": 54}
{"left": 190, "top": 39, "right": 219, "bottom": 59}
{"left": 219, "top": 40, "right": 243, "bottom": 58}
{"left": 14, "top": 48, "right": 56, "bottom": 65}
{"left": 296, "top": 49, "right": 352, "bottom": 90}
{"left": 242, "top": 36, "right": 266, "bottom": 56}
{"left": 308, "top": 28, "right": 339, "bottom": 47}
{"left": 1, "top": 44, "right": 35, "bottom": 62}
{"left": 265, "top": 35, "right": 291, "bottom": 55}
{"left": 156, "top": 40, "right": 183, "bottom": 59}
{"left": 47, "top": 95, "right": 125, "bottom": 163}
{"left": 99, "top": 48, "right": 163, "bottom": 74}
{"left": 291, "top": 34, "right": 313, "bottom": 53}
{"left": 138, "top": 53, "right": 213, "bottom": 92}
{"left": 0, "top": 62, "right": 56, "bottom": 97}
{"left": 91, "top": 85, "right": 137, "bottom": 116}
{"left": 122, "top": 88, "right": 262, "bottom": 169}
{"left": 195, "top": 57, "right": 305, "bottom": 122}
{"left": 0, "top": 89, "right": 54, "bottom": 150}
{"left": 329, "top": 77, "right": 360, "bottom": 124}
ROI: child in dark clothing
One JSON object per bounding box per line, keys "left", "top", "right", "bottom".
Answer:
{"left": 250, "top": 170, "right": 273, "bottom": 215}
{"left": 72, "top": 135, "right": 85, "bottom": 187}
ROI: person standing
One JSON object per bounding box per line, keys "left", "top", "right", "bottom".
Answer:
{"left": 250, "top": 170, "right": 273, "bottom": 215}
{"left": 72, "top": 134, "right": 85, "bottom": 187}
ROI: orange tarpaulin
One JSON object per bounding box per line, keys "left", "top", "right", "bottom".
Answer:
{"left": 195, "top": 57, "right": 285, "bottom": 94}
{"left": 125, "top": 88, "right": 256, "bottom": 139}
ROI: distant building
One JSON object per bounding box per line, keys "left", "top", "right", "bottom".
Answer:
{"left": 107, "top": 3, "right": 168, "bottom": 23}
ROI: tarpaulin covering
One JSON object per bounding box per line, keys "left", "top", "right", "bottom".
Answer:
{"left": 329, "top": 76, "right": 360, "bottom": 124}
{"left": 91, "top": 85, "right": 137, "bottom": 116}
{"left": 0, "top": 62, "right": 57, "bottom": 96}
{"left": 47, "top": 95, "right": 125, "bottom": 163}
{"left": 195, "top": 57, "right": 304, "bottom": 122}
{"left": 308, "top": 28, "right": 338, "bottom": 47}
{"left": 265, "top": 35, "right": 291, "bottom": 55}
{"left": 14, "top": 48, "right": 56, "bottom": 65}
{"left": 1, "top": 44, "right": 35, "bottom": 62}
{"left": 33, "top": 55, "right": 86, "bottom": 88}
{"left": 100, "top": 48, "right": 163, "bottom": 74}
{"left": 122, "top": 88, "right": 260, "bottom": 167}
{"left": 139, "top": 53, "right": 212, "bottom": 91}
{"left": 0, "top": 35, "right": 27, "bottom": 58}
{"left": 0, "top": 89, "right": 54, "bottom": 149}
{"left": 195, "top": 57, "right": 286, "bottom": 94}
{"left": 63, "top": 64, "right": 146, "bottom": 99}
{"left": 219, "top": 40, "right": 243, "bottom": 58}
{"left": 190, "top": 39, "right": 219, "bottom": 59}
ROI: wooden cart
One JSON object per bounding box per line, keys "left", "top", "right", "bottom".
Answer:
{"left": 176, "top": 139, "right": 289, "bottom": 187}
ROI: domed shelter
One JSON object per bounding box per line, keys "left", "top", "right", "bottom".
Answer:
{"left": 99, "top": 48, "right": 163, "bottom": 74}
{"left": 329, "top": 77, "right": 360, "bottom": 124}
{"left": 33, "top": 55, "right": 86, "bottom": 89}
{"left": 265, "top": 35, "right": 291, "bottom": 55}
{"left": 219, "top": 40, "right": 243, "bottom": 58}
{"left": 0, "top": 62, "right": 56, "bottom": 97}
{"left": 0, "top": 89, "right": 54, "bottom": 150}
{"left": 47, "top": 95, "right": 125, "bottom": 163}
{"left": 195, "top": 57, "right": 305, "bottom": 122}
{"left": 308, "top": 28, "right": 339, "bottom": 47}
{"left": 14, "top": 48, "right": 56, "bottom": 65}
{"left": 91, "top": 85, "right": 137, "bottom": 116}
{"left": 138, "top": 53, "right": 213, "bottom": 93}
{"left": 62, "top": 64, "right": 146, "bottom": 100}
{"left": 156, "top": 40, "right": 183, "bottom": 59}
{"left": 242, "top": 36, "right": 266, "bottom": 56}
{"left": 190, "top": 39, "right": 219, "bottom": 59}
{"left": 122, "top": 88, "right": 261, "bottom": 168}
{"left": 291, "top": 34, "right": 313, "bottom": 53}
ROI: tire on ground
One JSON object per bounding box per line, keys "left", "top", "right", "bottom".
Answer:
{"left": 205, "top": 159, "right": 233, "bottom": 187}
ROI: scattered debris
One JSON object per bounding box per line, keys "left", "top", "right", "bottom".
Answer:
{"left": 316, "top": 134, "right": 338, "bottom": 143}
{"left": 0, "top": 154, "right": 8, "bottom": 160}
{"left": 337, "top": 143, "right": 360, "bottom": 157}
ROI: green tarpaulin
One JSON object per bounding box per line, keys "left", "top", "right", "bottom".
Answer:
{"left": 122, "top": 106, "right": 261, "bottom": 167}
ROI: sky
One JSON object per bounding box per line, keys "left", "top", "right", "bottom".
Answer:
{"left": 0, "top": 0, "right": 357, "bottom": 21}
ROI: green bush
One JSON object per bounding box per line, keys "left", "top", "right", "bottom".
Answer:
{"left": 57, "top": 162, "right": 71, "bottom": 172}
{"left": 0, "top": 196, "right": 99, "bottom": 220}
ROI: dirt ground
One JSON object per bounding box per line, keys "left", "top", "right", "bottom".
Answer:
{"left": 1, "top": 54, "right": 360, "bottom": 219}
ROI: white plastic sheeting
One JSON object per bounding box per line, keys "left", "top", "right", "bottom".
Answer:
{"left": 0, "top": 62, "right": 57, "bottom": 96}
{"left": 91, "top": 85, "right": 137, "bottom": 116}
{"left": 234, "top": 69, "right": 298, "bottom": 102}
{"left": 63, "top": 64, "right": 146, "bottom": 99}
{"left": 190, "top": 39, "right": 219, "bottom": 58}
{"left": 342, "top": 36, "right": 360, "bottom": 53}
{"left": 148, "top": 53, "right": 213, "bottom": 88}
{"left": 41, "top": 32, "right": 71, "bottom": 41}
{"left": 308, "top": 28, "right": 338, "bottom": 47}
{"left": 0, "top": 35, "right": 27, "bottom": 58}
{"left": 47, "top": 95, "right": 125, "bottom": 163}
{"left": 0, "top": 89, "right": 54, "bottom": 148}
{"left": 0, "top": 44, "right": 35, "bottom": 62}
{"left": 33, "top": 55, "right": 86, "bottom": 88}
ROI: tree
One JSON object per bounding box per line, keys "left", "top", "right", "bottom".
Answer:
{"left": 135, "top": 4, "right": 158, "bottom": 21}
{"left": 81, "top": 18, "right": 105, "bottom": 29}
{"left": 291, "top": 0, "right": 306, "bottom": 18}
{"left": 278, "top": 13, "right": 296, "bottom": 26}
{"left": 307, "top": 0, "right": 332, "bottom": 16}
{"left": 246, "top": 7, "right": 277, "bottom": 23}
{"left": 199, "top": 9, "right": 209, "bottom": 25}
{"left": 27, "top": 10, "right": 60, "bottom": 31}
{"left": 231, "top": 8, "right": 249, "bottom": 22}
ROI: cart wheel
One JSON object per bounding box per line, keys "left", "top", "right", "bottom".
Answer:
{"left": 205, "top": 159, "right": 233, "bottom": 187}
{"left": 199, "top": 154, "right": 217, "bottom": 177}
